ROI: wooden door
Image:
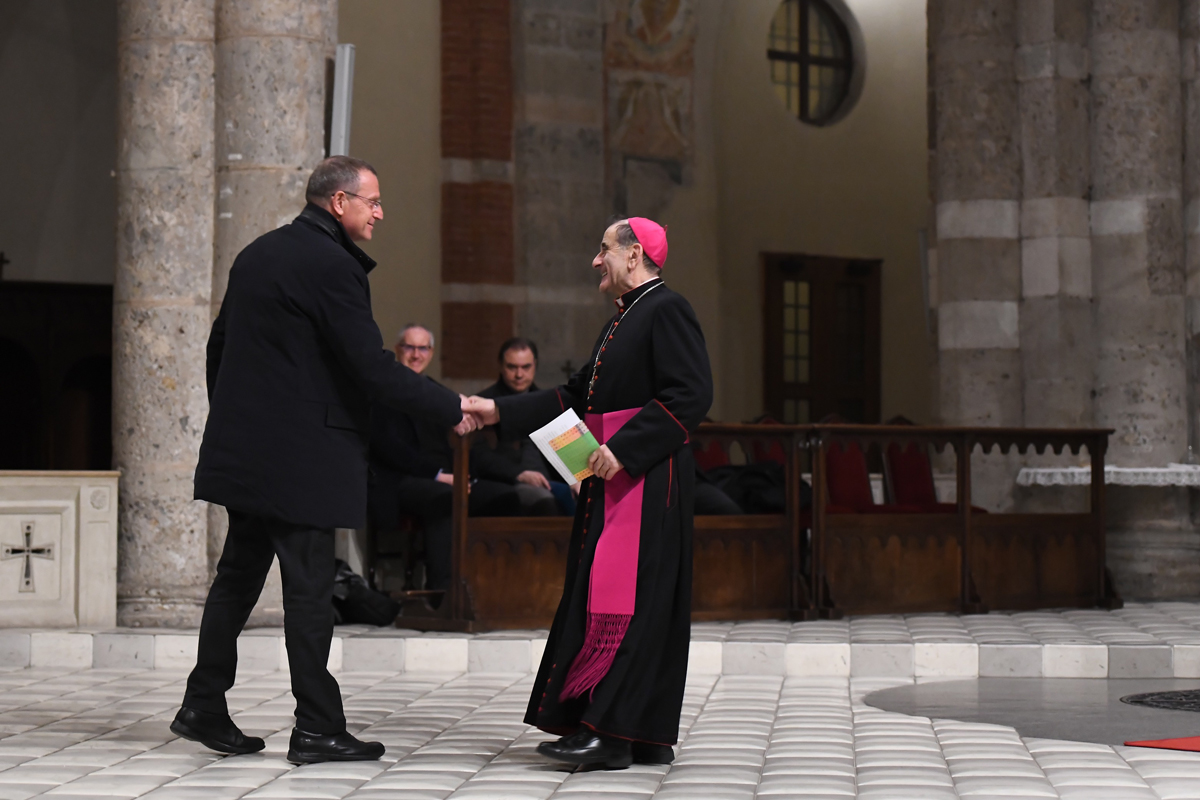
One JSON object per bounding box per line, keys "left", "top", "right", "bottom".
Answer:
{"left": 763, "top": 254, "right": 881, "bottom": 423}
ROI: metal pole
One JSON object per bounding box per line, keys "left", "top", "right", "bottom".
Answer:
{"left": 329, "top": 43, "right": 356, "bottom": 156}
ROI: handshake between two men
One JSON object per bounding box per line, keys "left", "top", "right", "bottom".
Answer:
{"left": 453, "top": 396, "right": 625, "bottom": 481}
{"left": 451, "top": 394, "right": 498, "bottom": 436}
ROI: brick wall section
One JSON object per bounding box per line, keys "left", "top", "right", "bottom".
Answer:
{"left": 441, "top": 302, "right": 514, "bottom": 378}
{"left": 442, "top": 181, "right": 514, "bottom": 284}
{"left": 441, "top": 0, "right": 515, "bottom": 377}
{"left": 441, "top": 0, "right": 512, "bottom": 160}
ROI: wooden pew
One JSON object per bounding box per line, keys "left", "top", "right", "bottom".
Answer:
{"left": 390, "top": 422, "right": 1119, "bottom": 631}
{"left": 399, "top": 423, "right": 811, "bottom": 631}
{"left": 807, "top": 424, "right": 1119, "bottom": 617}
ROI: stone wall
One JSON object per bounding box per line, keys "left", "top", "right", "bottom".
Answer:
{"left": 929, "top": 0, "right": 1200, "bottom": 597}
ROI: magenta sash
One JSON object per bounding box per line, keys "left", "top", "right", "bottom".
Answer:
{"left": 559, "top": 408, "right": 643, "bottom": 701}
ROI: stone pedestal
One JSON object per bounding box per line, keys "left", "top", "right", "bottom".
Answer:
{"left": 0, "top": 472, "right": 119, "bottom": 628}
{"left": 113, "top": 0, "right": 216, "bottom": 627}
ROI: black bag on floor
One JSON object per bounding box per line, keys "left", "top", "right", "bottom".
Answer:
{"left": 332, "top": 558, "right": 400, "bottom": 626}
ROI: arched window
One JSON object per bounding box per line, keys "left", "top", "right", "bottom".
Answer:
{"left": 767, "top": 0, "right": 855, "bottom": 126}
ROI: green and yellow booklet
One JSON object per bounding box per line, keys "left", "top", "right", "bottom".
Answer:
{"left": 530, "top": 409, "right": 600, "bottom": 484}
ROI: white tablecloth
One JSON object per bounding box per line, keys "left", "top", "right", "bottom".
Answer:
{"left": 1016, "top": 464, "right": 1200, "bottom": 487}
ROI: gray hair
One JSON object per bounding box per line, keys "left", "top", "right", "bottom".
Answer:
{"left": 397, "top": 324, "right": 435, "bottom": 347}
{"left": 306, "top": 156, "right": 378, "bottom": 205}
{"left": 609, "top": 217, "right": 661, "bottom": 272}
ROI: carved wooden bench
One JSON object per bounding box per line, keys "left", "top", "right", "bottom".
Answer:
{"left": 807, "top": 424, "right": 1119, "bottom": 617}
{"left": 397, "top": 423, "right": 807, "bottom": 631}
{"left": 388, "top": 423, "right": 1118, "bottom": 631}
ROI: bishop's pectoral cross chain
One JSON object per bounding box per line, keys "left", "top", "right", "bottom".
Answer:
{"left": 3, "top": 522, "right": 54, "bottom": 593}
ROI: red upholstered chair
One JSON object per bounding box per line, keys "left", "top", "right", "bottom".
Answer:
{"left": 750, "top": 415, "right": 787, "bottom": 465}
{"left": 884, "top": 442, "right": 942, "bottom": 508}
{"left": 824, "top": 440, "right": 923, "bottom": 514}
{"left": 693, "top": 439, "right": 730, "bottom": 472}
{"left": 880, "top": 417, "right": 987, "bottom": 514}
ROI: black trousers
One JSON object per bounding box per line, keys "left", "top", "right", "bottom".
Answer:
{"left": 392, "top": 476, "right": 520, "bottom": 591}
{"left": 182, "top": 510, "right": 345, "bottom": 734}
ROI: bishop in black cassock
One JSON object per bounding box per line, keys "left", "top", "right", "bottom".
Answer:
{"left": 467, "top": 217, "right": 713, "bottom": 769}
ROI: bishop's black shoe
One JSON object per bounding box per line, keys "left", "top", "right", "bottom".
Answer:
{"left": 632, "top": 741, "right": 675, "bottom": 765}
{"left": 536, "top": 729, "right": 633, "bottom": 770}
{"left": 170, "top": 707, "right": 265, "bottom": 755}
{"left": 287, "top": 728, "right": 385, "bottom": 764}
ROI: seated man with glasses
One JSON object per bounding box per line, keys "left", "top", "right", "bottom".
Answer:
{"left": 471, "top": 337, "right": 575, "bottom": 516}
{"left": 367, "top": 324, "right": 520, "bottom": 596}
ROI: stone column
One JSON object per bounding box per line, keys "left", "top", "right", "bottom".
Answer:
{"left": 1091, "top": 0, "right": 1191, "bottom": 596}
{"left": 930, "top": 0, "right": 1023, "bottom": 510}
{"left": 1016, "top": 0, "right": 1092, "bottom": 430}
{"left": 511, "top": 0, "right": 611, "bottom": 385}
{"left": 212, "top": 0, "right": 336, "bottom": 312}
{"left": 208, "top": 0, "right": 336, "bottom": 618}
{"left": 1186, "top": 2, "right": 1200, "bottom": 457}
{"left": 113, "top": 0, "right": 216, "bottom": 627}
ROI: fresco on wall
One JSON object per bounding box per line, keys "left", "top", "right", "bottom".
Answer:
{"left": 604, "top": 0, "right": 696, "bottom": 215}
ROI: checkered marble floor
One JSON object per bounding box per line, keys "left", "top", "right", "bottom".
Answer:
{"left": 2, "top": 665, "right": 1200, "bottom": 799}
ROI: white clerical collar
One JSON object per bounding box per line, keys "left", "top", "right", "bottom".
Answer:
{"left": 615, "top": 277, "right": 663, "bottom": 309}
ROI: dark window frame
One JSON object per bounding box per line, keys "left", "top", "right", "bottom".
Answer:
{"left": 762, "top": 253, "right": 881, "bottom": 425}
{"left": 767, "top": 0, "right": 855, "bottom": 126}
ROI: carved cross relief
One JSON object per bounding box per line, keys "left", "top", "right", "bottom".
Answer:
{"left": 2, "top": 521, "right": 54, "bottom": 593}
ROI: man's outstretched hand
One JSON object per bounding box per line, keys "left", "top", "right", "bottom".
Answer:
{"left": 463, "top": 396, "right": 499, "bottom": 426}
{"left": 453, "top": 414, "right": 479, "bottom": 436}
{"left": 454, "top": 396, "right": 483, "bottom": 436}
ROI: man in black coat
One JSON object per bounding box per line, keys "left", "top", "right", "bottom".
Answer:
{"left": 172, "top": 156, "right": 477, "bottom": 765}
{"left": 471, "top": 337, "right": 572, "bottom": 516}
{"left": 368, "top": 324, "right": 520, "bottom": 593}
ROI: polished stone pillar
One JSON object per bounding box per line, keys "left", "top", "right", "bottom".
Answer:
{"left": 1016, "top": 0, "right": 1093, "bottom": 429}
{"left": 113, "top": 0, "right": 216, "bottom": 626}
{"left": 1091, "top": 0, "right": 1186, "bottom": 465}
{"left": 509, "top": 0, "right": 611, "bottom": 389}
{"left": 1091, "top": 0, "right": 1192, "bottom": 596}
{"left": 1186, "top": 0, "right": 1200, "bottom": 455}
{"left": 930, "top": 0, "right": 1023, "bottom": 509}
{"left": 212, "top": 0, "right": 336, "bottom": 312}
{"left": 208, "top": 0, "right": 337, "bottom": 619}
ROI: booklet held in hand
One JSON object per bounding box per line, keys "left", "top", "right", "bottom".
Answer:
{"left": 530, "top": 409, "right": 600, "bottom": 484}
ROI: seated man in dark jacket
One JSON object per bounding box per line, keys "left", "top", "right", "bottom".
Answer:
{"left": 368, "top": 325, "right": 519, "bottom": 592}
{"left": 471, "top": 337, "right": 574, "bottom": 516}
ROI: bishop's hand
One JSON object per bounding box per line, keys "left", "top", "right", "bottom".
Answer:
{"left": 588, "top": 444, "right": 624, "bottom": 481}
{"left": 463, "top": 396, "right": 499, "bottom": 426}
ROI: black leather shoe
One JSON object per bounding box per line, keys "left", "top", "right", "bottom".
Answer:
{"left": 537, "top": 729, "right": 632, "bottom": 769}
{"left": 170, "top": 707, "right": 265, "bottom": 755}
{"left": 287, "top": 728, "right": 385, "bottom": 764}
{"left": 632, "top": 741, "right": 675, "bottom": 765}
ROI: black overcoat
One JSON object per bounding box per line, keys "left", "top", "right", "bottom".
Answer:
{"left": 194, "top": 204, "right": 461, "bottom": 530}
{"left": 496, "top": 278, "right": 713, "bottom": 744}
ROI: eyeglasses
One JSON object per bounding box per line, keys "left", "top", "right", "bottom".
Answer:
{"left": 399, "top": 344, "right": 432, "bottom": 355}
{"left": 340, "top": 191, "right": 383, "bottom": 211}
